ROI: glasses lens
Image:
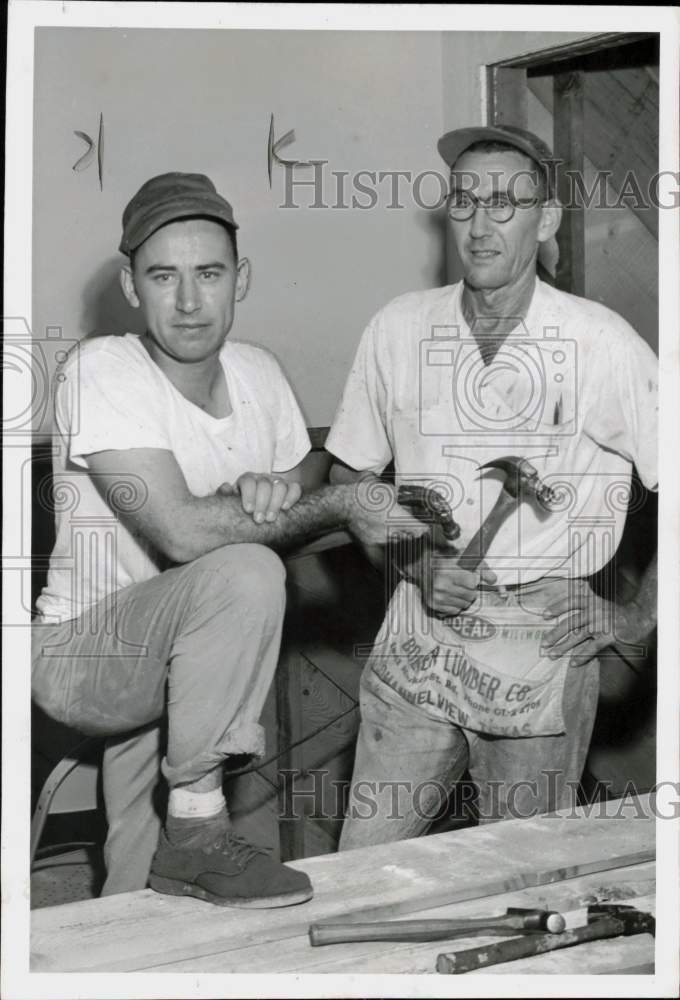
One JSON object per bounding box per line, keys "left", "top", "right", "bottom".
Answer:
{"left": 486, "top": 197, "right": 514, "bottom": 223}
{"left": 448, "top": 192, "right": 475, "bottom": 220}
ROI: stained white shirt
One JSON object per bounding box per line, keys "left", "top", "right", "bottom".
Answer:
{"left": 37, "top": 334, "right": 310, "bottom": 622}
{"left": 326, "top": 278, "right": 658, "bottom": 586}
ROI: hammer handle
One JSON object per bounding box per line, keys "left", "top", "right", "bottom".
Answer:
{"left": 457, "top": 490, "right": 516, "bottom": 572}
{"left": 309, "top": 913, "right": 556, "bottom": 947}
{"left": 437, "top": 916, "right": 626, "bottom": 974}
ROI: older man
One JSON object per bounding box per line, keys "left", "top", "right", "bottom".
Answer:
{"left": 327, "top": 125, "right": 658, "bottom": 847}
{"left": 32, "top": 172, "right": 426, "bottom": 904}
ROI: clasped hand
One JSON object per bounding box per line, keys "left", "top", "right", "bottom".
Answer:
{"left": 397, "top": 539, "right": 497, "bottom": 617}
{"left": 217, "top": 473, "right": 302, "bottom": 523}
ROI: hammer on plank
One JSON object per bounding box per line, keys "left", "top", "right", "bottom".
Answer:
{"left": 436, "top": 903, "right": 656, "bottom": 974}
{"left": 308, "top": 906, "right": 565, "bottom": 947}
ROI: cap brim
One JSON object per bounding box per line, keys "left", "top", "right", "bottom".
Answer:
{"left": 119, "top": 197, "right": 238, "bottom": 255}
{"left": 437, "top": 126, "right": 545, "bottom": 170}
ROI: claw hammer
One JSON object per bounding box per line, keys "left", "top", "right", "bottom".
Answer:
{"left": 396, "top": 457, "right": 558, "bottom": 571}
{"left": 309, "top": 906, "right": 565, "bottom": 947}
{"left": 436, "top": 903, "right": 656, "bottom": 973}
{"left": 456, "top": 455, "right": 559, "bottom": 571}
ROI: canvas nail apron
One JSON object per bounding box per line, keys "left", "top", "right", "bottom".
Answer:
{"left": 366, "top": 579, "right": 572, "bottom": 738}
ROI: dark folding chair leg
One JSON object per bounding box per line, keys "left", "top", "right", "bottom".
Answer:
{"left": 30, "top": 737, "right": 100, "bottom": 867}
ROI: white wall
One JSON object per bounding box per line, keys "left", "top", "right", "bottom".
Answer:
{"left": 34, "top": 29, "right": 611, "bottom": 429}
{"left": 33, "top": 28, "right": 446, "bottom": 427}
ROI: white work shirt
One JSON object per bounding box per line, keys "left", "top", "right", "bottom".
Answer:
{"left": 326, "top": 278, "right": 658, "bottom": 586}
{"left": 37, "top": 334, "right": 311, "bottom": 623}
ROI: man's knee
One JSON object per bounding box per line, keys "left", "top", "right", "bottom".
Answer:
{"left": 194, "top": 543, "right": 286, "bottom": 607}
{"left": 233, "top": 543, "right": 286, "bottom": 603}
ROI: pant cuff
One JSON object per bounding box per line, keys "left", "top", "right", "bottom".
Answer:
{"left": 161, "top": 722, "right": 266, "bottom": 787}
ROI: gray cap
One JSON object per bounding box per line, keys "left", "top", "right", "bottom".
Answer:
{"left": 119, "top": 172, "right": 239, "bottom": 255}
{"left": 438, "top": 124, "right": 555, "bottom": 195}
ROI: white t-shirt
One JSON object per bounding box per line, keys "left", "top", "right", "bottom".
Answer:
{"left": 326, "top": 278, "right": 658, "bottom": 586}
{"left": 36, "top": 334, "right": 311, "bottom": 623}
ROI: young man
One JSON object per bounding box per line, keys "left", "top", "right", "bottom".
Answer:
{"left": 32, "top": 172, "right": 426, "bottom": 904}
{"left": 327, "top": 126, "right": 658, "bottom": 848}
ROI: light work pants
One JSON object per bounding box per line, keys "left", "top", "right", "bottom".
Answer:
{"left": 339, "top": 579, "right": 600, "bottom": 850}
{"left": 32, "top": 543, "right": 286, "bottom": 894}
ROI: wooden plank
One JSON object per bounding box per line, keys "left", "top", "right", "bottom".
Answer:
{"left": 488, "top": 66, "right": 528, "bottom": 128}
{"left": 583, "top": 67, "right": 658, "bottom": 237}
{"left": 276, "top": 649, "right": 306, "bottom": 862}
{"left": 493, "top": 33, "right": 655, "bottom": 70}
{"left": 276, "top": 653, "right": 359, "bottom": 858}
{"left": 528, "top": 69, "right": 659, "bottom": 239}
{"left": 304, "top": 816, "right": 338, "bottom": 859}
{"left": 554, "top": 70, "right": 586, "bottom": 295}
{"left": 297, "top": 655, "right": 358, "bottom": 747}
{"left": 583, "top": 187, "right": 658, "bottom": 346}
{"left": 31, "top": 794, "right": 655, "bottom": 972}
{"left": 276, "top": 542, "right": 385, "bottom": 859}
{"left": 138, "top": 863, "right": 656, "bottom": 973}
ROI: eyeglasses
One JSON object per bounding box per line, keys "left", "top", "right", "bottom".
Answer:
{"left": 447, "top": 191, "right": 544, "bottom": 224}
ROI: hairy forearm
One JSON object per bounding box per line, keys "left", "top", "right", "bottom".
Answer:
{"left": 165, "top": 484, "right": 353, "bottom": 562}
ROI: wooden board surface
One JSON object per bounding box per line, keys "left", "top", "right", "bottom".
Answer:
{"left": 31, "top": 794, "right": 654, "bottom": 973}
{"left": 138, "top": 863, "right": 656, "bottom": 974}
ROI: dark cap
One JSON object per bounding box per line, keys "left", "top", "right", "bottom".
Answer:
{"left": 437, "top": 125, "right": 555, "bottom": 193}
{"left": 119, "top": 172, "right": 239, "bottom": 255}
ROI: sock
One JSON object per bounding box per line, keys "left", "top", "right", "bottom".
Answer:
{"left": 169, "top": 786, "right": 226, "bottom": 819}
{"left": 166, "top": 788, "right": 230, "bottom": 848}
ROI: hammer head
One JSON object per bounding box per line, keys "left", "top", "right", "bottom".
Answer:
{"left": 479, "top": 455, "right": 559, "bottom": 509}
{"left": 505, "top": 906, "right": 566, "bottom": 933}
{"left": 397, "top": 484, "right": 461, "bottom": 541}
{"left": 587, "top": 903, "right": 656, "bottom": 937}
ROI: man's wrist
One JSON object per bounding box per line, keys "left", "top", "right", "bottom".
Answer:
{"left": 627, "top": 599, "right": 657, "bottom": 639}
{"left": 335, "top": 473, "right": 384, "bottom": 532}
{"left": 617, "top": 598, "right": 656, "bottom": 643}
